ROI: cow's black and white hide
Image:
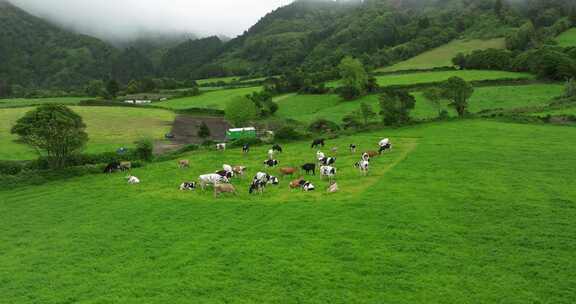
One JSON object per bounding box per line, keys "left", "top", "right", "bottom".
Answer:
{"left": 216, "top": 170, "right": 233, "bottom": 179}
{"left": 355, "top": 160, "right": 370, "bottom": 175}
{"left": 179, "top": 182, "right": 197, "bottom": 191}
{"left": 301, "top": 163, "right": 316, "bottom": 175}
{"left": 272, "top": 144, "right": 283, "bottom": 153}
{"left": 311, "top": 139, "right": 325, "bottom": 149}
{"left": 320, "top": 166, "right": 337, "bottom": 179}
{"left": 242, "top": 144, "right": 250, "bottom": 153}
{"left": 378, "top": 138, "right": 392, "bottom": 154}
{"left": 254, "top": 172, "right": 279, "bottom": 185}
{"left": 319, "top": 157, "right": 336, "bottom": 166}
{"left": 103, "top": 162, "right": 120, "bottom": 174}
{"left": 349, "top": 144, "right": 357, "bottom": 153}
{"left": 249, "top": 180, "right": 267, "bottom": 194}
{"left": 299, "top": 180, "right": 315, "bottom": 192}
{"left": 264, "top": 159, "right": 279, "bottom": 168}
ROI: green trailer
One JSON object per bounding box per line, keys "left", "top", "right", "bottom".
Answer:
{"left": 226, "top": 127, "right": 257, "bottom": 140}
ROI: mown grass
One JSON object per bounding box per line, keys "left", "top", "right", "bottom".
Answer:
{"left": 377, "top": 38, "right": 506, "bottom": 72}
{"left": 0, "top": 96, "right": 89, "bottom": 108}
{"left": 1, "top": 120, "right": 575, "bottom": 303}
{"left": 327, "top": 70, "right": 534, "bottom": 88}
{"left": 275, "top": 84, "right": 562, "bottom": 123}
{"left": 158, "top": 86, "right": 262, "bottom": 110}
{"left": 555, "top": 28, "right": 576, "bottom": 47}
{"left": 0, "top": 106, "right": 175, "bottom": 160}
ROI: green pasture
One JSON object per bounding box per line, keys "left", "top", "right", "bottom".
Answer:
{"left": 377, "top": 38, "right": 506, "bottom": 72}
{"left": 0, "top": 106, "right": 175, "bottom": 160}
{"left": 327, "top": 70, "right": 534, "bottom": 88}
{"left": 554, "top": 28, "right": 576, "bottom": 47}
{"left": 1, "top": 120, "right": 575, "bottom": 302}
{"left": 275, "top": 84, "right": 562, "bottom": 123}
{"left": 158, "top": 86, "right": 262, "bottom": 110}
{"left": 530, "top": 106, "right": 576, "bottom": 117}
{"left": 0, "top": 96, "right": 89, "bottom": 108}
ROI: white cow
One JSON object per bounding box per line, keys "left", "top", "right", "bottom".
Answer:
{"left": 199, "top": 173, "right": 229, "bottom": 190}
{"left": 355, "top": 160, "right": 370, "bottom": 176}
{"left": 223, "top": 164, "right": 234, "bottom": 177}
{"left": 320, "top": 166, "right": 337, "bottom": 180}
{"left": 127, "top": 175, "right": 140, "bottom": 184}
{"left": 267, "top": 149, "right": 275, "bottom": 160}
{"left": 316, "top": 151, "right": 326, "bottom": 161}
{"left": 216, "top": 143, "right": 226, "bottom": 151}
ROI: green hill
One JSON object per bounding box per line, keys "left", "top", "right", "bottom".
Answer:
{"left": 554, "top": 28, "right": 576, "bottom": 47}
{"left": 377, "top": 38, "right": 506, "bottom": 72}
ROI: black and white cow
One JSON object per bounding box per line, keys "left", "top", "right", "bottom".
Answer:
{"left": 103, "top": 162, "right": 120, "bottom": 174}
{"left": 355, "top": 160, "right": 370, "bottom": 176}
{"left": 249, "top": 179, "right": 267, "bottom": 194}
{"left": 216, "top": 143, "right": 227, "bottom": 151}
{"left": 311, "top": 139, "right": 325, "bottom": 149}
{"left": 264, "top": 159, "right": 279, "bottom": 168}
{"left": 319, "top": 157, "right": 336, "bottom": 166}
{"left": 272, "top": 144, "right": 283, "bottom": 153}
{"left": 320, "top": 166, "right": 337, "bottom": 180}
{"left": 179, "top": 182, "right": 197, "bottom": 191}
{"left": 216, "top": 170, "right": 233, "bottom": 179}
{"left": 378, "top": 138, "right": 392, "bottom": 154}
{"left": 299, "top": 180, "right": 315, "bottom": 192}
{"left": 349, "top": 144, "right": 357, "bottom": 153}
{"left": 253, "top": 172, "right": 280, "bottom": 185}
{"left": 242, "top": 144, "right": 250, "bottom": 153}
{"left": 301, "top": 163, "right": 316, "bottom": 175}
{"left": 199, "top": 173, "right": 229, "bottom": 190}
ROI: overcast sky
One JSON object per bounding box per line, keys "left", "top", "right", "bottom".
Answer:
{"left": 11, "top": 0, "right": 294, "bottom": 40}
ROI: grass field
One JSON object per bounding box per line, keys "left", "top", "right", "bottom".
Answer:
{"left": 0, "top": 96, "right": 89, "bottom": 108}
{"left": 555, "top": 28, "right": 576, "bottom": 47}
{"left": 1, "top": 120, "right": 575, "bottom": 302}
{"left": 377, "top": 38, "right": 506, "bottom": 72}
{"left": 530, "top": 106, "right": 576, "bottom": 117}
{"left": 275, "top": 84, "right": 562, "bottom": 123}
{"left": 158, "top": 86, "right": 262, "bottom": 110}
{"left": 327, "top": 70, "right": 534, "bottom": 88}
{"left": 0, "top": 106, "right": 175, "bottom": 160}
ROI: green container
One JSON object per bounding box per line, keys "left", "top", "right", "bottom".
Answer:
{"left": 226, "top": 127, "right": 257, "bottom": 140}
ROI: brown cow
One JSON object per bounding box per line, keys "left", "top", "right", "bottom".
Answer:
{"left": 289, "top": 177, "right": 304, "bottom": 189}
{"left": 178, "top": 160, "right": 190, "bottom": 168}
{"left": 279, "top": 167, "right": 297, "bottom": 177}
{"left": 214, "top": 184, "right": 236, "bottom": 197}
{"left": 233, "top": 166, "right": 247, "bottom": 177}
{"left": 364, "top": 151, "right": 379, "bottom": 158}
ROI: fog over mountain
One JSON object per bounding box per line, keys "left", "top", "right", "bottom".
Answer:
{"left": 9, "top": 0, "right": 294, "bottom": 42}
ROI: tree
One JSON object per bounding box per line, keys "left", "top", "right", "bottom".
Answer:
{"left": 360, "top": 102, "right": 376, "bottom": 124}
{"left": 225, "top": 96, "right": 258, "bottom": 127}
{"left": 379, "top": 89, "right": 416, "bottom": 125}
{"left": 0, "top": 79, "right": 12, "bottom": 97}
{"left": 564, "top": 78, "right": 576, "bottom": 98}
{"left": 452, "top": 53, "right": 467, "bottom": 70}
{"left": 338, "top": 56, "right": 369, "bottom": 100}
{"left": 441, "top": 77, "right": 474, "bottom": 118}
{"left": 494, "top": 0, "right": 504, "bottom": 18}
{"left": 198, "top": 121, "right": 211, "bottom": 139}
{"left": 422, "top": 87, "right": 446, "bottom": 117}
{"left": 11, "top": 105, "right": 88, "bottom": 168}
{"left": 135, "top": 138, "right": 154, "bottom": 162}
{"left": 106, "top": 79, "right": 120, "bottom": 99}
{"left": 84, "top": 80, "right": 106, "bottom": 97}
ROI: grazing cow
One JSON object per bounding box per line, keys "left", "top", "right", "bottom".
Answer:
{"left": 178, "top": 160, "right": 190, "bottom": 168}
{"left": 364, "top": 151, "right": 379, "bottom": 160}
{"left": 327, "top": 182, "right": 339, "bottom": 193}
{"left": 215, "top": 170, "right": 233, "bottom": 179}
{"left": 242, "top": 144, "right": 250, "bottom": 153}
{"left": 279, "top": 167, "right": 297, "bottom": 177}
{"left": 299, "top": 180, "right": 315, "bottom": 192}
{"left": 301, "top": 163, "right": 316, "bottom": 175}
{"left": 267, "top": 149, "right": 275, "bottom": 160}
{"left": 119, "top": 161, "right": 132, "bottom": 171}
{"left": 316, "top": 151, "right": 326, "bottom": 161}
{"left": 290, "top": 177, "right": 304, "bottom": 189}
{"left": 127, "top": 175, "right": 140, "bottom": 184}
{"left": 179, "top": 182, "right": 197, "bottom": 191}
{"left": 223, "top": 164, "right": 234, "bottom": 174}
{"left": 249, "top": 179, "right": 267, "bottom": 194}
{"left": 199, "top": 174, "right": 229, "bottom": 190}
{"left": 355, "top": 160, "right": 370, "bottom": 176}
{"left": 311, "top": 139, "right": 325, "bottom": 149}
{"left": 320, "top": 166, "right": 337, "bottom": 180}
{"left": 233, "top": 166, "right": 247, "bottom": 177}
{"left": 103, "top": 162, "right": 120, "bottom": 174}
{"left": 350, "top": 144, "right": 357, "bottom": 153}
{"left": 264, "top": 159, "right": 279, "bottom": 168}
{"left": 320, "top": 157, "right": 336, "bottom": 166}
{"left": 254, "top": 172, "right": 279, "bottom": 185}
{"left": 272, "top": 144, "right": 283, "bottom": 153}
{"left": 378, "top": 138, "right": 392, "bottom": 154}
{"left": 214, "top": 184, "right": 237, "bottom": 197}
{"left": 216, "top": 143, "right": 226, "bottom": 151}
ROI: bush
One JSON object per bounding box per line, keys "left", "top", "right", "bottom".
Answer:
{"left": 308, "top": 119, "right": 341, "bottom": 133}
{"left": 0, "top": 161, "right": 25, "bottom": 175}
{"left": 274, "top": 127, "right": 304, "bottom": 141}
{"left": 135, "top": 139, "right": 154, "bottom": 162}
{"left": 202, "top": 139, "right": 216, "bottom": 147}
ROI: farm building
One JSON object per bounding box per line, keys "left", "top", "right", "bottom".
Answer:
{"left": 226, "top": 127, "right": 257, "bottom": 140}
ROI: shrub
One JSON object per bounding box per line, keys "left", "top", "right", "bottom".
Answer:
{"left": 274, "top": 127, "right": 304, "bottom": 141}
{"left": 308, "top": 119, "right": 341, "bottom": 133}
{"left": 0, "top": 161, "right": 25, "bottom": 175}
{"left": 135, "top": 139, "right": 154, "bottom": 162}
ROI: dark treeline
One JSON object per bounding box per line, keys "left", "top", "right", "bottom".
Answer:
{"left": 1, "top": 0, "right": 576, "bottom": 98}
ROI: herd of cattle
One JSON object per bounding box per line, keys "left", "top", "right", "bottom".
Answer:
{"left": 105, "top": 138, "right": 393, "bottom": 197}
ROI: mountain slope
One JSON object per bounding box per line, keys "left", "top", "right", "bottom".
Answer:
{"left": 0, "top": 1, "right": 117, "bottom": 89}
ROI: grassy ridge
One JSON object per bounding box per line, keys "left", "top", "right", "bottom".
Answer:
{"left": 1, "top": 120, "right": 575, "bottom": 302}
{"left": 327, "top": 70, "right": 534, "bottom": 88}
{"left": 0, "top": 106, "right": 175, "bottom": 160}
{"left": 158, "top": 86, "right": 262, "bottom": 110}
{"left": 377, "top": 38, "right": 506, "bottom": 72}
{"left": 555, "top": 28, "right": 576, "bottom": 47}
{"left": 275, "top": 84, "right": 563, "bottom": 123}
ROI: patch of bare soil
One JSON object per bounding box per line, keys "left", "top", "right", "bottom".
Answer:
{"left": 154, "top": 115, "right": 230, "bottom": 154}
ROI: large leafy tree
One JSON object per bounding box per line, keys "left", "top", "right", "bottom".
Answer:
{"left": 225, "top": 97, "right": 258, "bottom": 127}
{"left": 11, "top": 105, "right": 88, "bottom": 168}
{"left": 441, "top": 77, "right": 474, "bottom": 118}
{"left": 338, "top": 56, "right": 369, "bottom": 100}
{"left": 379, "top": 89, "right": 416, "bottom": 125}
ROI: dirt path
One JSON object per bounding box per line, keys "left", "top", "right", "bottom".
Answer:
{"left": 154, "top": 115, "right": 230, "bottom": 154}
